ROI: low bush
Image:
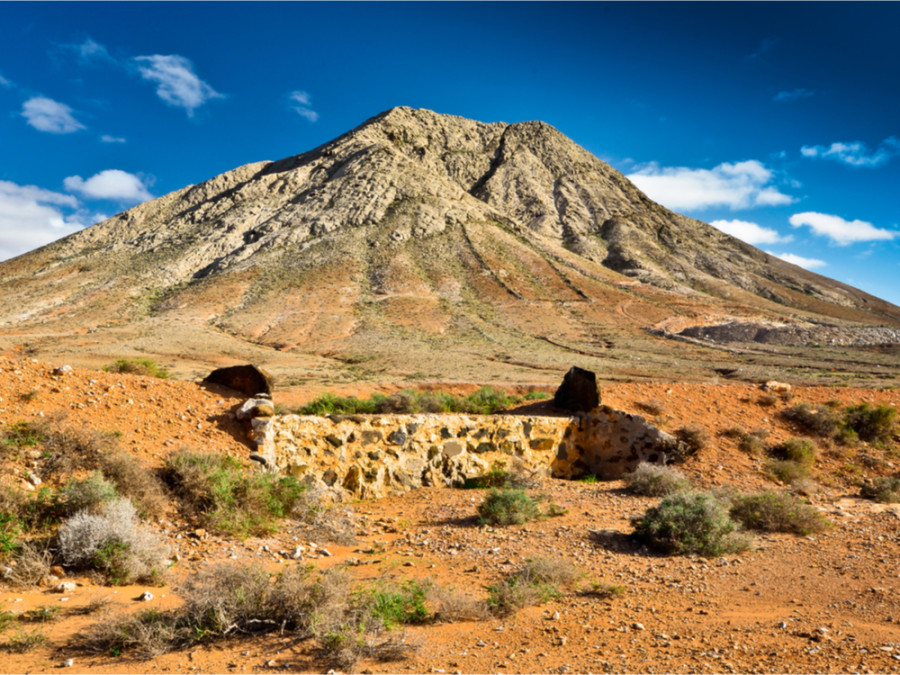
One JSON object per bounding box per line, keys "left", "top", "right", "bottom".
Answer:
{"left": 296, "top": 387, "right": 537, "bottom": 416}
{"left": 722, "top": 427, "right": 769, "bottom": 456}
{"left": 61, "top": 473, "right": 118, "bottom": 515}
{"left": 80, "top": 564, "right": 418, "bottom": 668}
{"left": 729, "top": 491, "right": 831, "bottom": 535}
{"left": 2, "top": 421, "right": 44, "bottom": 451}
{"left": 636, "top": 399, "right": 666, "bottom": 416}
{"left": 56, "top": 499, "right": 171, "bottom": 585}
{"left": 623, "top": 462, "right": 691, "bottom": 497}
{"left": 675, "top": 425, "right": 709, "bottom": 453}
{"left": 0, "top": 514, "right": 20, "bottom": 555}
{"left": 476, "top": 488, "right": 541, "bottom": 526}
{"left": 98, "top": 451, "right": 169, "bottom": 520}
{"left": 358, "top": 580, "right": 431, "bottom": 628}
{"left": 3, "top": 543, "right": 53, "bottom": 589}
{"left": 859, "top": 476, "right": 900, "bottom": 503}
{"left": 2, "top": 627, "right": 47, "bottom": 653}
{"left": 103, "top": 359, "right": 169, "bottom": 379}
{"left": 766, "top": 459, "right": 812, "bottom": 486}
{"left": 631, "top": 492, "right": 749, "bottom": 557}
{"left": 165, "top": 451, "right": 305, "bottom": 537}
{"left": 843, "top": 403, "right": 897, "bottom": 443}
{"left": 770, "top": 438, "right": 817, "bottom": 465}
{"left": 487, "top": 557, "right": 580, "bottom": 616}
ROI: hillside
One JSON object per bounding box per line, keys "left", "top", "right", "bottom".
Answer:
{"left": 1, "top": 354, "right": 899, "bottom": 673}
{"left": 0, "top": 107, "right": 898, "bottom": 387}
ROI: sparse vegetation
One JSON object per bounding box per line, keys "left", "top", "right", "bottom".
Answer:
{"left": 636, "top": 399, "right": 666, "bottom": 416}
{"left": 631, "top": 491, "right": 749, "bottom": 557}
{"left": 729, "top": 491, "right": 831, "bottom": 535}
{"left": 165, "top": 450, "right": 305, "bottom": 537}
{"left": 859, "top": 476, "right": 900, "bottom": 503}
{"left": 61, "top": 473, "right": 119, "bottom": 515}
{"left": 103, "top": 358, "right": 170, "bottom": 379}
{"left": 770, "top": 438, "right": 817, "bottom": 465}
{"left": 487, "top": 556, "right": 580, "bottom": 616}
{"left": 843, "top": 403, "right": 897, "bottom": 443}
{"left": 56, "top": 499, "right": 171, "bottom": 585}
{"left": 2, "top": 543, "right": 52, "bottom": 588}
{"left": 2, "top": 627, "right": 48, "bottom": 653}
{"left": 623, "top": 462, "right": 691, "bottom": 497}
{"left": 766, "top": 459, "right": 813, "bottom": 486}
{"left": 476, "top": 488, "right": 542, "bottom": 526}
{"left": 2, "top": 421, "right": 44, "bottom": 451}
{"left": 296, "top": 387, "right": 542, "bottom": 416}
{"left": 780, "top": 401, "right": 897, "bottom": 445}
{"left": 675, "top": 424, "right": 710, "bottom": 453}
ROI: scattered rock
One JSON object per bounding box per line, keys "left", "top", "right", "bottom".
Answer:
{"left": 137, "top": 591, "right": 154, "bottom": 602}
{"left": 203, "top": 365, "right": 273, "bottom": 397}
{"left": 54, "top": 582, "right": 76, "bottom": 593}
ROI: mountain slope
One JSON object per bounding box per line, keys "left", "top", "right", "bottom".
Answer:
{"left": 1, "top": 107, "right": 898, "bottom": 385}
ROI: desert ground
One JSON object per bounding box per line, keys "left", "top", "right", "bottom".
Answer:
{"left": 1, "top": 350, "right": 899, "bottom": 674}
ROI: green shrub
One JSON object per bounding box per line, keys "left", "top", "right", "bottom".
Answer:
{"left": 103, "top": 359, "right": 169, "bottom": 379}
{"left": 859, "top": 476, "right": 900, "bottom": 503}
{"left": 2, "top": 627, "right": 47, "bottom": 653}
{"left": 165, "top": 451, "right": 305, "bottom": 537}
{"left": 843, "top": 403, "right": 897, "bottom": 443}
{"left": 2, "top": 421, "right": 44, "bottom": 450}
{"left": 0, "top": 514, "right": 21, "bottom": 555}
{"left": 770, "top": 438, "right": 816, "bottom": 465}
{"left": 61, "top": 472, "right": 119, "bottom": 515}
{"left": 476, "top": 488, "right": 541, "bottom": 526}
{"left": 296, "top": 387, "right": 531, "bottom": 416}
{"left": 780, "top": 403, "right": 841, "bottom": 437}
{"left": 631, "top": 492, "right": 748, "bottom": 557}
{"left": 623, "top": 462, "right": 691, "bottom": 497}
{"left": 487, "top": 557, "right": 579, "bottom": 616}
{"left": 360, "top": 580, "right": 430, "bottom": 627}
{"left": 766, "top": 459, "right": 812, "bottom": 486}
{"left": 98, "top": 451, "right": 170, "bottom": 520}
{"left": 729, "top": 491, "right": 831, "bottom": 535}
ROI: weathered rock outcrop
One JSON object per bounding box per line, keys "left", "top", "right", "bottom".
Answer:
{"left": 553, "top": 366, "right": 601, "bottom": 412}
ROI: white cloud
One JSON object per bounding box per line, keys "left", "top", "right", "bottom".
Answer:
{"left": 0, "top": 72, "right": 10, "bottom": 87}
{"left": 0, "top": 181, "right": 86, "bottom": 260}
{"left": 63, "top": 170, "right": 152, "bottom": 203}
{"left": 627, "top": 160, "right": 795, "bottom": 211}
{"left": 74, "top": 37, "right": 114, "bottom": 64}
{"left": 100, "top": 135, "right": 126, "bottom": 143}
{"left": 789, "top": 211, "right": 898, "bottom": 245}
{"left": 710, "top": 219, "right": 791, "bottom": 245}
{"left": 21, "top": 97, "right": 85, "bottom": 134}
{"left": 133, "top": 54, "right": 222, "bottom": 116}
{"left": 773, "top": 88, "right": 814, "bottom": 103}
{"left": 766, "top": 251, "right": 827, "bottom": 269}
{"left": 800, "top": 138, "right": 900, "bottom": 168}
{"left": 289, "top": 90, "right": 319, "bottom": 122}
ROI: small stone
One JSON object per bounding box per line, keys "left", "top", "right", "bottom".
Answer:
{"left": 62, "top": 658, "right": 74, "bottom": 668}
{"left": 320, "top": 548, "right": 333, "bottom": 557}
{"left": 632, "top": 622, "right": 645, "bottom": 631}
{"left": 777, "top": 621, "right": 788, "bottom": 629}
{"left": 550, "top": 611, "right": 560, "bottom": 620}
{"left": 138, "top": 591, "right": 154, "bottom": 602}
{"left": 55, "top": 582, "right": 76, "bottom": 593}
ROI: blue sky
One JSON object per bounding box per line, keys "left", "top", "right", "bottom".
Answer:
{"left": 2, "top": 2, "right": 899, "bottom": 305}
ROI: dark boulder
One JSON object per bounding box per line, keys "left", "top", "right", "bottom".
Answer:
{"left": 203, "top": 364, "right": 273, "bottom": 397}
{"left": 553, "top": 366, "right": 601, "bottom": 412}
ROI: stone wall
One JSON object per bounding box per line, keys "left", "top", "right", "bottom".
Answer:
{"left": 249, "top": 406, "right": 689, "bottom": 501}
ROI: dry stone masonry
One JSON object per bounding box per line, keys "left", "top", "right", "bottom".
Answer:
{"left": 244, "top": 406, "right": 690, "bottom": 501}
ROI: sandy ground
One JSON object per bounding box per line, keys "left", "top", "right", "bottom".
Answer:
{"left": 1, "top": 351, "right": 899, "bottom": 674}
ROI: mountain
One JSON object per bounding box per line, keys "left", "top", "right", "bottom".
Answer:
{"left": 1, "top": 107, "right": 898, "bottom": 386}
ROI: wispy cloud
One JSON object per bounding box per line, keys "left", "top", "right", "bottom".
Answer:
{"left": 745, "top": 37, "right": 777, "bottom": 61}
{"left": 63, "top": 170, "right": 153, "bottom": 203}
{"left": 710, "top": 219, "right": 792, "bottom": 245}
{"left": 289, "top": 90, "right": 319, "bottom": 122}
{"left": 627, "top": 160, "right": 794, "bottom": 211}
{"left": 766, "top": 251, "right": 827, "bottom": 269}
{"left": 789, "top": 211, "right": 898, "bottom": 245}
{"left": 71, "top": 37, "right": 115, "bottom": 65}
{"left": 134, "top": 54, "right": 223, "bottom": 116}
{"left": 100, "top": 135, "right": 126, "bottom": 144}
{"left": 773, "top": 88, "right": 814, "bottom": 103}
{"left": 0, "top": 180, "right": 86, "bottom": 260}
{"left": 0, "top": 72, "right": 11, "bottom": 88}
{"left": 800, "top": 137, "right": 900, "bottom": 168}
{"left": 21, "top": 97, "right": 85, "bottom": 134}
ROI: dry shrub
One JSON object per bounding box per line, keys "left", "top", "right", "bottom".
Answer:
{"left": 79, "top": 608, "right": 178, "bottom": 658}
{"left": 57, "top": 499, "right": 171, "bottom": 585}
{"left": 477, "top": 488, "right": 541, "bottom": 526}
{"left": 780, "top": 403, "right": 840, "bottom": 437}
{"left": 427, "top": 585, "right": 489, "bottom": 623}
{"left": 860, "top": 476, "right": 900, "bottom": 503}
{"left": 2, "top": 543, "right": 52, "bottom": 589}
{"left": 98, "top": 452, "right": 169, "bottom": 520}
{"left": 624, "top": 462, "right": 691, "bottom": 497}
{"left": 766, "top": 460, "right": 812, "bottom": 486}
{"left": 729, "top": 491, "right": 831, "bottom": 535}
{"left": 636, "top": 399, "right": 666, "bottom": 416}
{"left": 675, "top": 425, "right": 710, "bottom": 453}
{"left": 33, "top": 415, "right": 119, "bottom": 477}
{"left": 61, "top": 473, "right": 118, "bottom": 516}
{"left": 487, "top": 556, "right": 580, "bottom": 617}
{"left": 2, "top": 627, "right": 47, "bottom": 653}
